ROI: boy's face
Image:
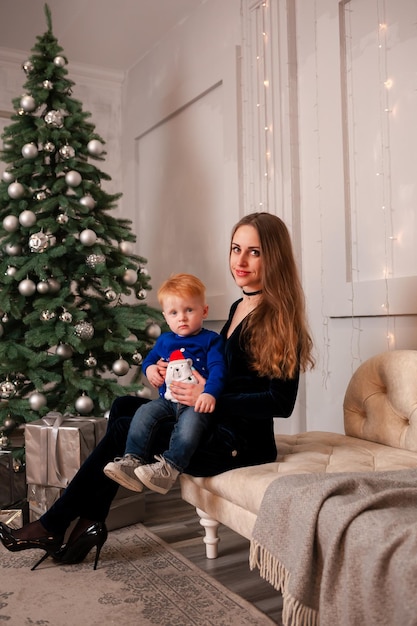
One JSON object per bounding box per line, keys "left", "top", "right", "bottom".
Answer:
{"left": 162, "top": 294, "right": 208, "bottom": 337}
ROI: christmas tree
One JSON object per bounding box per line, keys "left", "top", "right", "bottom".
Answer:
{"left": 0, "top": 4, "right": 165, "bottom": 440}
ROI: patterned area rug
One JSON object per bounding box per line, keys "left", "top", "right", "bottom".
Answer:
{"left": 0, "top": 522, "right": 275, "bottom": 625}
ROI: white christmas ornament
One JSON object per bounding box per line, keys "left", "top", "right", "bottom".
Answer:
{"left": 22, "top": 143, "right": 38, "bottom": 159}
{"left": 18, "top": 278, "right": 36, "bottom": 296}
{"left": 80, "top": 195, "right": 96, "bottom": 209}
{"left": 123, "top": 268, "right": 138, "bottom": 285}
{"left": 112, "top": 358, "right": 130, "bottom": 376}
{"left": 8, "top": 182, "right": 25, "bottom": 199}
{"left": 136, "top": 387, "right": 152, "bottom": 399}
{"left": 19, "top": 210, "right": 37, "bottom": 227}
{"left": 5, "top": 243, "right": 22, "bottom": 256}
{"left": 6, "top": 266, "right": 17, "bottom": 276}
{"left": 2, "top": 170, "right": 14, "bottom": 183}
{"left": 56, "top": 344, "right": 73, "bottom": 359}
{"left": 65, "top": 170, "right": 82, "bottom": 187}
{"left": 54, "top": 55, "right": 66, "bottom": 67}
{"left": 87, "top": 139, "right": 104, "bottom": 156}
{"left": 36, "top": 281, "right": 50, "bottom": 294}
{"left": 29, "top": 392, "right": 47, "bottom": 410}
{"left": 2, "top": 215, "right": 19, "bottom": 232}
{"left": 75, "top": 394, "right": 94, "bottom": 415}
{"left": 119, "top": 241, "right": 134, "bottom": 255}
{"left": 80, "top": 229, "right": 97, "bottom": 246}
{"left": 47, "top": 278, "right": 61, "bottom": 293}
{"left": 146, "top": 323, "right": 161, "bottom": 339}
{"left": 59, "top": 145, "right": 75, "bottom": 159}
{"left": 20, "top": 95, "right": 36, "bottom": 112}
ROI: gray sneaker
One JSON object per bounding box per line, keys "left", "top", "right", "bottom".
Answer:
{"left": 103, "top": 454, "right": 144, "bottom": 492}
{"left": 134, "top": 455, "right": 180, "bottom": 495}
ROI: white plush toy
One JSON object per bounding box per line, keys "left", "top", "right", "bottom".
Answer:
{"left": 164, "top": 349, "right": 197, "bottom": 402}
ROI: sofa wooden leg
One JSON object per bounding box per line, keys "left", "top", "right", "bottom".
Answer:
{"left": 196, "top": 507, "right": 220, "bottom": 559}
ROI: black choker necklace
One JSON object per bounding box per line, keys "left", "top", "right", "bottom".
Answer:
{"left": 242, "top": 289, "right": 262, "bottom": 296}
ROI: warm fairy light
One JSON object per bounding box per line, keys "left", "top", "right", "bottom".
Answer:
{"left": 384, "top": 78, "right": 393, "bottom": 89}
{"left": 264, "top": 80, "right": 269, "bottom": 87}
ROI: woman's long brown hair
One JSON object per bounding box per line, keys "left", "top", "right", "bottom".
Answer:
{"left": 231, "top": 213, "right": 314, "bottom": 379}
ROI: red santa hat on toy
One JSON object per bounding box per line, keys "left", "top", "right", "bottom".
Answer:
{"left": 169, "top": 349, "right": 185, "bottom": 361}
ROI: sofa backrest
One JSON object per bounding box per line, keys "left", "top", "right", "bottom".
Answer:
{"left": 343, "top": 350, "right": 417, "bottom": 452}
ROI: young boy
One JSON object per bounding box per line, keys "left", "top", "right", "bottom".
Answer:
{"left": 104, "top": 273, "right": 226, "bottom": 494}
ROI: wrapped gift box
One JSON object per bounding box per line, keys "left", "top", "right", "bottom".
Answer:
{"left": 0, "top": 449, "right": 26, "bottom": 507}
{"left": 25, "top": 415, "right": 108, "bottom": 488}
{"left": 0, "top": 508, "right": 25, "bottom": 529}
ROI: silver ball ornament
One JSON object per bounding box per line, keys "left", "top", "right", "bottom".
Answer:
{"left": 146, "top": 322, "right": 161, "bottom": 339}
{"left": 136, "top": 387, "right": 152, "bottom": 399}
{"left": 44, "top": 110, "right": 64, "bottom": 128}
{"left": 20, "top": 95, "right": 36, "bottom": 112}
{"left": 85, "top": 253, "right": 105, "bottom": 268}
{"left": 8, "top": 182, "right": 25, "bottom": 199}
{"left": 40, "top": 310, "right": 56, "bottom": 321}
{"left": 74, "top": 321, "right": 94, "bottom": 340}
{"left": 43, "top": 141, "right": 55, "bottom": 153}
{"left": 84, "top": 355, "right": 97, "bottom": 368}
{"left": 29, "top": 392, "right": 47, "bottom": 411}
{"left": 43, "top": 80, "right": 53, "bottom": 90}
{"left": 0, "top": 381, "right": 16, "bottom": 399}
{"left": 47, "top": 278, "right": 61, "bottom": 293}
{"left": 19, "top": 210, "right": 37, "bottom": 227}
{"left": 22, "top": 143, "right": 38, "bottom": 159}
{"left": 112, "top": 358, "right": 130, "bottom": 376}
{"left": 137, "top": 289, "right": 147, "bottom": 300}
{"left": 22, "top": 60, "right": 34, "bottom": 74}
{"left": 65, "top": 170, "right": 82, "bottom": 187}
{"left": 29, "top": 231, "right": 49, "bottom": 252}
{"left": 105, "top": 289, "right": 117, "bottom": 302}
{"left": 80, "top": 195, "right": 96, "bottom": 209}
{"left": 132, "top": 351, "right": 143, "bottom": 365}
{"left": 80, "top": 229, "right": 97, "bottom": 246}
{"left": 123, "top": 269, "right": 138, "bottom": 285}
{"left": 87, "top": 139, "right": 104, "bottom": 156}
{"left": 54, "top": 56, "right": 66, "bottom": 67}
{"left": 59, "top": 310, "right": 73, "bottom": 323}
{"left": 2, "top": 170, "right": 15, "bottom": 183}
{"left": 6, "top": 266, "right": 16, "bottom": 277}
{"left": 56, "top": 344, "right": 73, "bottom": 359}
{"left": 56, "top": 213, "right": 69, "bottom": 225}
{"left": 59, "top": 145, "right": 75, "bottom": 159}
{"left": 36, "top": 281, "right": 50, "bottom": 294}
{"left": 75, "top": 394, "right": 94, "bottom": 415}
{"left": 5, "top": 243, "right": 22, "bottom": 256}
{"left": 2, "top": 215, "right": 19, "bottom": 232}
{"left": 119, "top": 241, "right": 134, "bottom": 255}
{"left": 18, "top": 278, "right": 36, "bottom": 296}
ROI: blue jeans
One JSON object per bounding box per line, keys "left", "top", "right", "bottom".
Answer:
{"left": 125, "top": 397, "right": 213, "bottom": 473}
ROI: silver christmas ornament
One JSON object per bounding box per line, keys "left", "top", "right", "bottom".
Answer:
{"left": 2, "top": 170, "right": 15, "bottom": 183}
{"left": 86, "top": 253, "right": 105, "bottom": 268}
{"left": 105, "top": 289, "right": 117, "bottom": 302}
{"left": 6, "top": 267, "right": 16, "bottom": 276}
{"left": 29, "top": 231, "right": 49, "bottom": 253}
{"left": 40, "top": 310, "right": 56, "bottom": 321}
{"left": 22, "top": 60, "right": 34, "bottom": 74}
{"left": 146, "top": 322, "right": 161, "bottom": 339}
{"left": 74, "top": 321, "right": 94, "bottom": 340}
{"left": 29, "top": 392, "right": 47, "bottom": 411}
{"left": 0, "top": 381, "right": 16, "bottom": 399}
{"left": 65, "top": 170, "right": 82, "bottom": 187}
{"left": 20, "top": 95, "right": 36, "bottom": 112}
{"left": 19, "top": 210, "right": 37, "bottom": 227}
{"left": 18, "top": 278, "right": 36, "bottom": 296}
{"left": 47, "top": 278, "right": 60, "bottom": 293}
{"left": 119, "top": 241, "right": 134, "bottom": 255}
{"left": 56, "top": 213, "right": 69, "bottom": 225}
{"left": 2, "top": 215, "right": 19, "bottom": 232}
{"left": 80, "top": 229, "right": 97, "bottom": 246}
{"left": 43, "top": 80, "right": 53, "bottom": 90}
{"left": 2, "top": 314, "right": 8, "bottom": 323}
{"left": 44, "top": 110, "right": 64, "bottom": 128}
{"left": 87, "top": 139, "right": 104, "bottom": 156}
{"left": 132, "top": 351, "right": 143, "bottom": 365}
{"left": 59, "top": 145, "right": 75, "bottom": 159}
{"left": 136, "top": 386, "right": 152, "bottom": 399}
{"left": 80, "top": 195, "right": 96, "bottom": 209}
{"left": 84, "top": 354, "right": 97, "bottom": 368}
{"left": 43, "top": 141, "right": 55, "bottom": 153}
{"left": 112, "top": 358, "right": 130, "bottom": 376}
{"left": 36, "top": 281, "right": 50, "bottom": 294}
{"left": 56, "top": 343, "right": 73, "bottom": 359}
{"left": 137, "top": 289, "right": 147, "bottom": 300}
{"left": 22, "top": 143, "right": 38, "bottom": 159}
{"left": 34, "top": 189, "right": 50, "bottom": 201}
{"left": 75, "top": 394, "right": 94, "bottom": 415}
{"left": 54, "top": 55, "right": 66, "bottom": 67}
{"left": 123, "top": 268, "right": 138, "bottom": 285}
{"left": 5, "top": 243, "right": 22, "bottom": 256}
{"left": 59, "top": 310, "right": 73, "bottom": 323}
{"left": 8, "top": 182, "right": 25, "bottom": 199}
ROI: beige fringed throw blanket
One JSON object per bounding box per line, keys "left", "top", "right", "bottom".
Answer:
{"left": 249, "top": 469, "right": 417, "bottom": 626}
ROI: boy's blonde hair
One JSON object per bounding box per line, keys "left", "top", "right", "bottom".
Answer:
{"left": 157, "top": 273, "right": 206, "bottom": 306}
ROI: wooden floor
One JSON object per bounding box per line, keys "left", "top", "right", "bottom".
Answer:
{"left": 143, "top": 485, "right": 283, "bottom": 625}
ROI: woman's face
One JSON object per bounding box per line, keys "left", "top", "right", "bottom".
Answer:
{"left": 230, "top": 224, "right": 263, "bottom": 292}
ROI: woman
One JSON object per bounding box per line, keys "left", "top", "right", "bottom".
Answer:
{"left": 0, "top": 212, "right": 314, "bottom": 570}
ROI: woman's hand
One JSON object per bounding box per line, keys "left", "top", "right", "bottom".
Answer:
{"left": 169, "top": 369, "right": 206, "bottom": 406}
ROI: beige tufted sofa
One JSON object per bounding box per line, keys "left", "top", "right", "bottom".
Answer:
{"left": 180, "top": 350, "right": 417, "bottom": 557}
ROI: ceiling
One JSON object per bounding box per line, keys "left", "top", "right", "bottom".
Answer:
{"left": 0, "top": 0, "right": 207, "bottom": 72}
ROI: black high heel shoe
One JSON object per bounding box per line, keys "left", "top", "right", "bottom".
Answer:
{"left": 0, "top": 522, "right": 63, "bottom": 571}
{"left": 54, "top": 521, "right": 108, "bottom": 570}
